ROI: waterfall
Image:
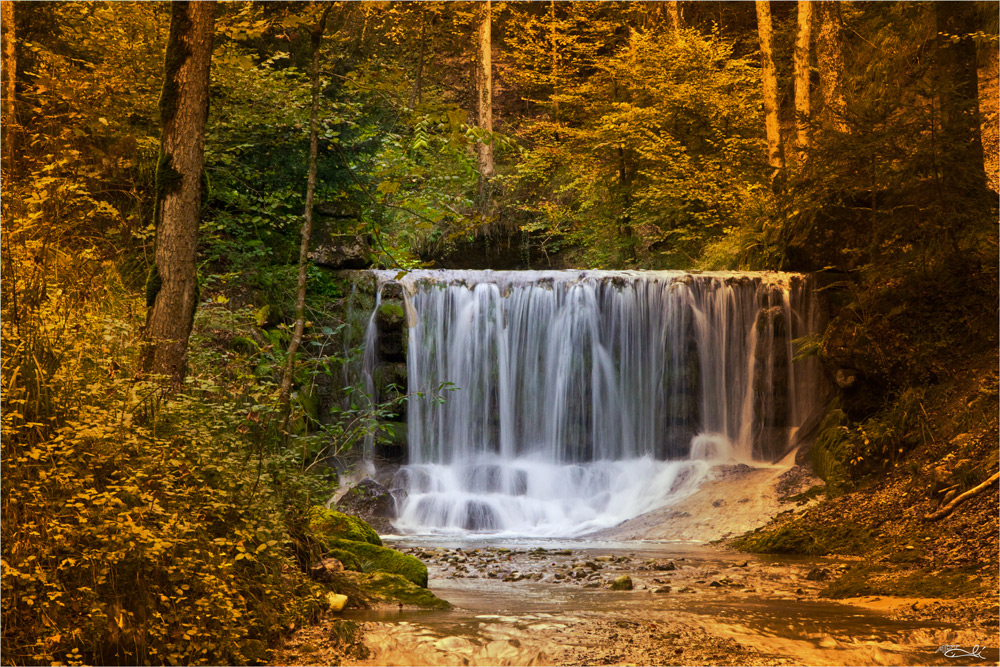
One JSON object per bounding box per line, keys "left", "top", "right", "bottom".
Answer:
{"left": 361, "top": 269, "right": 822, "bottom": 537}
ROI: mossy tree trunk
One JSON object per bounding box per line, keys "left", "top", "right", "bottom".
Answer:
{"left": 144, "top": 1, "right": 215, "bottom": 383}
{"left": 280, "top": 4, "right": 333, "bottom": 412}
{"left": 755, "top": 0, "right": 784, "bottom": 179}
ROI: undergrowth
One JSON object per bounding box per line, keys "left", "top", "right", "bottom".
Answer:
{"left": 1, "top": 272, "right": 344, "bottom": 665}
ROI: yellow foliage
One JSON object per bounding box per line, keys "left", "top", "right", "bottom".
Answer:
{"left": 1, "top": 276, "right": 329, "bottom": 665}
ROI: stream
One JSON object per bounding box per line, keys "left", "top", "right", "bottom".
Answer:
{"left": 281, "top": 538, "right": 997, "bottom": 666}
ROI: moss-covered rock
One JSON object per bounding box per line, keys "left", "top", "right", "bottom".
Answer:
{"left": 323, "top": 538, "right": 428, "bottom": 587}
{"left": 357, "top": 572, "right": 450, "bottom": 609}
{"left": 309, "top": 506, "right": 382, "bottom": 547}
{"left": 731, "top": 519, "right": 870, "bottom": 556}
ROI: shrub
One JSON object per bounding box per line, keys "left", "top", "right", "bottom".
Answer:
{"left": 1, "top": 280, "right": 334, "bottom": 665}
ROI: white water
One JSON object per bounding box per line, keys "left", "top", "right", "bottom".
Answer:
{"left": 363, "top": 270, "right": 822, "bottom": 537}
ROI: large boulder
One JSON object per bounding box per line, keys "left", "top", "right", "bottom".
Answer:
{"left": 336, "top": 478, "right": 397, "bottom": 534}
{"left": 322, "top": 538, "right": 429, "bottom": 587}
{"left": 356, "top": 572, "right": 450, "bottom": 609}
{"left": 308, "top": 506, "right": 382, "bottom": 546}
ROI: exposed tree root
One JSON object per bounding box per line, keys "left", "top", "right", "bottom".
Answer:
{"left": 924, "top": 472, "right": 999, "bottom": 521}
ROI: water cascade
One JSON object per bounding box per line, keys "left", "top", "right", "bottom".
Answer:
{"left": 361, "top": 270, "right": 823, "bottom": 537}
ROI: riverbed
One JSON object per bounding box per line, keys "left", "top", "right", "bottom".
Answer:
{"left": 275, "top": 538, "right": 998, "bottom": 666}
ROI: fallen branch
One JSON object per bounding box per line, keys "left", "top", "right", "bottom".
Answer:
{"left": 923, "top": 472, "right": 999, "bottom": 521}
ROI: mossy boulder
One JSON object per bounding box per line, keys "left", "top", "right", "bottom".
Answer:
{"left": 731, "top": 519, "right": 870, "bottom": 556}
{"left": 309, "top": 506, "right": 382, "bottom": 547}
{"left": 359, "top": 572, "right": 450, "bottom": 609}
{"left": 323, "top": 538, "right": 428, "bottom": 587}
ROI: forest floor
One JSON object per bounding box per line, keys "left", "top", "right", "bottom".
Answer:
{"left": 724, "top": 356, "right": 999, "bottom": 626}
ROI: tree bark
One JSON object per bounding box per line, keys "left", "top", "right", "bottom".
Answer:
{"left": 816, "top": 0, "right": 847, "bottom": 132}
{"left": 280, "top": 5, "right": 332, "bottom": 410}
{"left": 476, "top": 0, "right": 494, "bottom": 189}
{"left": 144, "top": 1, "right": 215, "bottom": 383}
{"left": 755, "top": 0, "right": 784, "bottom": 176}
{"left": 550, "top": 0, "right": 559, "bottom": 133}
{"left": 793, "top": 0, "right": 812, "bottom": 161}
{"left": 935, "top": 1, "right": 988, "bottom": 197}
{"left": 2, "top": 0, "right": 16, "bottom": 175}
{"left": 666, "top": 1, "right": 683, "bottom": 36}
{"left": 408, "top": 10, "right": 426, "bottom": 109}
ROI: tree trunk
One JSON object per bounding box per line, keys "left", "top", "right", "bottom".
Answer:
{"left": 755, "top": 0, "right": 784, "bottom": 176}
{"left": 816, "top": 1, "right": 846, "bottom": 133}
{"left": 408, "top": 11, "right": 426, "bottom": 109}
{"left": 280, "top": 5, "right": 332, "bottom": 410}
{"left": 666, "top": 1, "right": 683, "bottom": 36}
{"left": 2, "top": 0, "right": 16, "bottom": 175}
{"left": 936, "top": 1, "right": 988, "bottom": 198}
{"left": 793, "top": 0, "right": 812, "bottom": 161}
{"left": 144, "top": 1, "right": 215, "bottom": 383}
{"left": 550, "top": 0, "right": 559, "bottom": 135}
{"left": 476, "top": 0, "right": 494, "bottom": 189}
{"left": 979, "top": 40, "right": 999, "bottom": 188}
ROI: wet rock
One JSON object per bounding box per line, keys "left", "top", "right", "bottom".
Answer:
{"left": 655, "top": 560, "right": 677, "bottom": 571}
{"left": 653, "top": 586, "right": 672, "bottom": 594}
{"left": 610, "top": 575, "right": 634, "bottom": 591}
{"left": 805, "top": 567, "right": 830, "bottom": 581}
{"left": 503, "top": 572, "right": 525, "bottom": 582}
{"left": 335, "top": 479, "right": 397, "bottom": 534}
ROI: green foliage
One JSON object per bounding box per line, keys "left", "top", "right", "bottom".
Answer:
{"left": 811, "top": 390, "right": 925, "bottom": 493}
